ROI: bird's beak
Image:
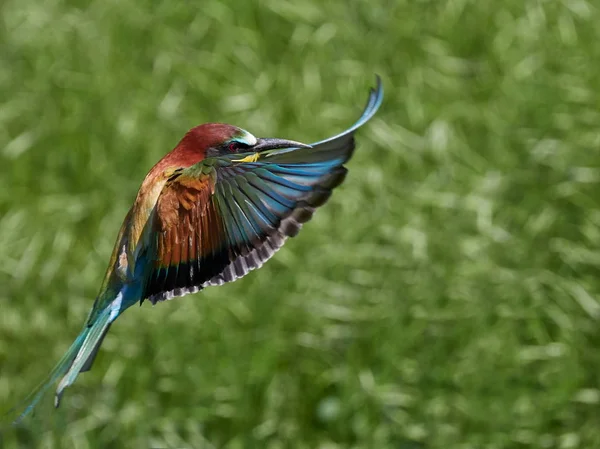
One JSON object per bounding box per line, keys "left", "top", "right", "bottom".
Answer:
{"left": 253, "top": 138, "right": 311, "bottom": 152}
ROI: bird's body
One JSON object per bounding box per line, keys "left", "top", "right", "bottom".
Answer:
{"left": 10, "top": 78, "right": 383, "bottom": 423}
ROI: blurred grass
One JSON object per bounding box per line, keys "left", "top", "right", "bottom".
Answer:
{"left": 1, "top": 0, "right": 600, "bottom": 447}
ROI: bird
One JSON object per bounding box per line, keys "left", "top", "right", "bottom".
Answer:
{"left": 10, "top": 76, "right": 383, "bottom": 423}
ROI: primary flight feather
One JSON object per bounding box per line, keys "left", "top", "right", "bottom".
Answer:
{"left": 11, "top": 77, "right": 383, "bottom": 422}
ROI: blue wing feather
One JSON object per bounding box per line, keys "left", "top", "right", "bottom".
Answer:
{"left": 147, "top": 76, "right": 383, "bottom": 299}
{"left": 263, "top": 75, "right": 383, "bottom": 161}
{"left": 211, "top": 76, "right": 383, "bottom": 253}
{"left": 310, "top": 75, "right": 383, "bottom": 147}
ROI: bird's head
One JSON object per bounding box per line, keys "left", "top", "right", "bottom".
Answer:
{"left": 176, "top": 123, "right": 310, "bottom": 162}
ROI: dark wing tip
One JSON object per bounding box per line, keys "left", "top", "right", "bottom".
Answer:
{"left": 374, "top": 75, "right": 383, "bottom": 106}
{"left": 361, "top": 75, "right": 384, "bottom": 123}
{"left": 374, "top": 74, "right": 382, "bottom": 94}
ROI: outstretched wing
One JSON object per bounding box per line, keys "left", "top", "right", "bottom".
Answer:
{"left": 142, "top": 77, "right": 383, "bottom": 304}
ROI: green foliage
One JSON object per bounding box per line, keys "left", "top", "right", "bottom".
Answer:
{"left": 1, "top": 0, "right": 600, "bottom": 447}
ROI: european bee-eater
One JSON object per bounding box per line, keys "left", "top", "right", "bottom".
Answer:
{"left": 11, "top": 77, "right": 383, "bottom": 423}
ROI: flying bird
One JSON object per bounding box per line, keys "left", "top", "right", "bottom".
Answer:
{"left": 11, "top": 77, "right": 383, "bottom": 423}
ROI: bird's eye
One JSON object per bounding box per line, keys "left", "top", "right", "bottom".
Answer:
{"left": 228, "top": 141, "right": 251, "bottom": 152}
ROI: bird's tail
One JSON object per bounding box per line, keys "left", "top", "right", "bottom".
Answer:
{"left": 7, "top": 306, "right": 113, "bottom": 425}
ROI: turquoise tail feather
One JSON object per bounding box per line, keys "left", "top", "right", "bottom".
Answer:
{"left": 7, "top": 329, "right": 89, "bottom": 425}
{"left": 53, "top": 306, "right": 113, "bottom": 408}
{"left": 8, "top": 302, "right": 115, "bottom": 425}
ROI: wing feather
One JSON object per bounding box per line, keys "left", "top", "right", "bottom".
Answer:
{"left": 141, "top": 77, "right": 383, "bottom": 303}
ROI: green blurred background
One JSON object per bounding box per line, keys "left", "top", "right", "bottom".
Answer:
{"left": 1, "top": 0, "right": 600, "bottom": 447}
